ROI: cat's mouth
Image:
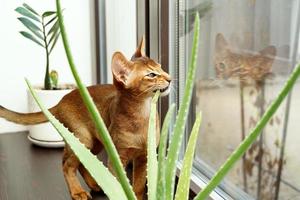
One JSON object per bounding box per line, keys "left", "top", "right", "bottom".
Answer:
{"left": 154, "top": 86, "right": 168, "bottom": 93}
{"left": 154, "top": 86, "right": 170, "bottom": 96}
{"left": 160, "top": 86, "right": 169, "bottom": 93}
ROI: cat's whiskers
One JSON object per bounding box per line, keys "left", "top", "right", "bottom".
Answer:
{"left": 170, "top": 78, "right": 179, "bottom": 82}
{"left": 136, "top": 86, "right": 156, "bottom": 97}
{"left": 169, "top": 84, "right": 177, "bottom": 95}
{"left": 169, "top": 82, "right": 178, "bottom": 90}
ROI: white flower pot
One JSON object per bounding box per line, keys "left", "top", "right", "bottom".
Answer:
{"left": 27, "top": 85, "right": 74, "bottom": 148}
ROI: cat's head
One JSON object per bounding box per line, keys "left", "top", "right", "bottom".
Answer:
{"left": 111, "top": 37, "right": 171, "bottom": 98}
{"left": 214, "top": 33, "right": 276, "bottom": 82}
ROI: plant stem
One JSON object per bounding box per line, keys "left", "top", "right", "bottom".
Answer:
{"left": 194, "top": 65, "right": 300, "bottom": 200}
{"left": 42, "top": 17, "right": 52, "bottom": 90}
{"left": 239, "top": 83, "right": 248, "bottom": 192}
{"left": 256, "top": 80, "right": 265, "bottom": 199}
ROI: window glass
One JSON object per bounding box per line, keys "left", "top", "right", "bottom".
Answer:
{"left": 178, "top": 0, "right": 300, "bottom": 199}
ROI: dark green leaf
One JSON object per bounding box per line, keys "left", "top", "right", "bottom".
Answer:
{"left": 48, "top": 26, "right": 59, "bottom": 45}
{"left": 49, "top": 31, "right": 60, "bottom": 54}
{"left": 45, "top": 15, "right": 57, "bottom": 26}
{"left": 15, "top": 7, "right": 40, "bottom": 22}
{"left": 18, "top": 17, "right": 43, "bottom": 40}
{"left": 47, "top": 19, "right": 59, "bottom": 36}
{"left": 22, "top": 3, "right": 39, "bottom": 16}
{"left": 42, "top": 11, "right": 56, "bottom": 18}
{"left": 19, "top": 31, "right": 44, "bottom": 47}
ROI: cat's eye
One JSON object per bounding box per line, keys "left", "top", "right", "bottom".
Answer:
{"left": 147, "top": 72, "right": 157, "bottom": 78}
{"left": 218, "top": 63, "right": 226, "bottom": 71}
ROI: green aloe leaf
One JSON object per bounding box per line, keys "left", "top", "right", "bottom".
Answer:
{"left": 18, "top": 17, "right": 43, "bottom": 40}
{"left": 15, "top": 7, "right": 40, "bottom": 22}
{"left": 175, "top": 112, "right": 202, "bottom": 200}
{"left": 157, "top": 104, "right": 175, "bottom": 200}
{"left": 19, "top": 31, "right": 44, "bottom": 47}
{"left": 194, "top": 65, "right": 300, "bottom": 199}
{"left": 56, "top": 0, "right": 136, "bottom": 199}
{"left": 25, "top": 79, "right": 127, "bottom": 200}
{"left": 165, "top": 12, "right": 200, "bottom": 200}
{"left": 23, "top": 3, "right": 39, "bottom": 16}
{"left": 42, "top": 11, "right": 56, "bottom": 18}
{"left": 147, "top": 91, "right": 160, "bottom": 200}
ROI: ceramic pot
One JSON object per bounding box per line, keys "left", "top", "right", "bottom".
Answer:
{"left": 27, "top": 85, "right": 74, "bottom": 148}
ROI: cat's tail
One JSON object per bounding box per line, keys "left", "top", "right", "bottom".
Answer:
{"left": 0, "top": 105, "right": 58, "bottom": 125}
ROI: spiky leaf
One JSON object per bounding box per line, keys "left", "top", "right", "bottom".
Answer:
{"left": 26, "top": 79, "right": 127, "bottom": 200}
{"left": 165, "top": 13, "right": 200, "bottom": 200}
{"left": 22, "top": 3, "right": 39, "bottom": 16}
{"left": 18, "top": 17, "right": 43, "bottom": 40}
{"left": 147, "top": 91, "right": 160, "bottom": 200}
{"left": 194, "top": 65, "right": 300, "bottom": 199}
{"left": 157, "top": 104, "right": 175, "bottom": 200}
{"left": 15, "top": 7, "right": 40, "bottom": 22}
{"left": 19, "top": 31, "right": 44, "bottom": 47}
{"left": 175, "top": 113, "right": 202, "bottom": 200}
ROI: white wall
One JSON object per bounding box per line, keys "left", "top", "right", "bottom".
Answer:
{"left": 105, "top": 0, "right": 137, "bottom": 83}
{"left": 0, "top": 0, "right": 96, "bottom": 133}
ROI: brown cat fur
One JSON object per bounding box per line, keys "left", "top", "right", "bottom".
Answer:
{"left": 215, "top": 33, "right": 276, "bottom": 84}
{"left": 0, "top": 37, "right": 171, "bottom": 200}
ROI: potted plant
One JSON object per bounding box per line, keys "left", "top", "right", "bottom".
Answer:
{"left": 16, "top": 3, "right": 74, "bottom": 147}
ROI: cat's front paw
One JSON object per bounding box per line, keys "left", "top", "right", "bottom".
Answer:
{"left": 72, "top": 190, "right": 92, "bottom": 200}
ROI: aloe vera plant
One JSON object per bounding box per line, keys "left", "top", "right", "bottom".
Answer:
{"left": 25, "top": 1, "right": 300, "bottom": 199}
{"left": 16, "top": 3, "right": 61, "bottom": 90}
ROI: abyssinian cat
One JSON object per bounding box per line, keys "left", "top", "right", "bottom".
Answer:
{"left": 214, "top": 33, "right": 276, "bottom": 83}
{"left": 0, "top": 37, "right": 171, "bottom": 200}
{"left": 214, "top": 33, "right": 277, "bottom": 197}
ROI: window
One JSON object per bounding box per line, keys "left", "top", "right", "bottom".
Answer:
{"left": 169, "top": 0, "right": 300, "bottom": 199}
{"left": 98, "top": 0, "right": 300, "bottom": 199}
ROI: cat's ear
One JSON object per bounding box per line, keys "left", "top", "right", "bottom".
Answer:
{"left": 131, "top": 36, "right": 146, "bottom": 59}
{"left": 215, "top": 33, "right": 228, "bottom": 53}
{"left": 258, "top": 46, "right": 277, "bottom": 70}
{"left": 260, "top": 46, "right": 277, "bottom": 58}
{"left": 112, "top": 52, "right": 132, "bottom": 85}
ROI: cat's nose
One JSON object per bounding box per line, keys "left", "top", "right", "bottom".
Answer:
{"left": 165, "top": 75, "right": 171, "bottom": 83}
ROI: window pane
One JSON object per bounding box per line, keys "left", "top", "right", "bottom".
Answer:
{"left": 180, "top": 0, "right": 300, "bottom": 199}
